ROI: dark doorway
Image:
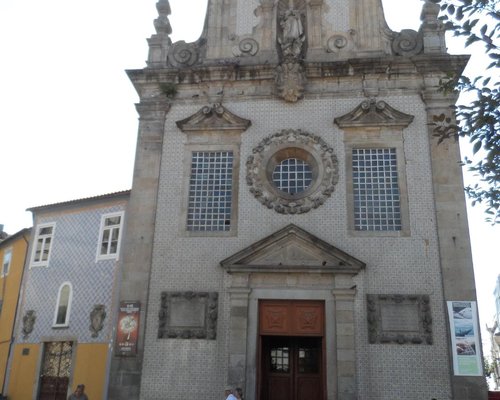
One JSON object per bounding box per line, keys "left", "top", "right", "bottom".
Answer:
{"left": 38, "top": 341, "right": 73, "bottom": 400}
{"left": 260, "top": 335, "right": 323, "bottom": 400}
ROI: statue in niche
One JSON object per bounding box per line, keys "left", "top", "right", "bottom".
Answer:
{"left": 279, "top": 8, "right": 305, "bottom": 58}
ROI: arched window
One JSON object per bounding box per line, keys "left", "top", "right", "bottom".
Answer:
{"left": 53, "top": 282, "right": 72, "bottom": 327}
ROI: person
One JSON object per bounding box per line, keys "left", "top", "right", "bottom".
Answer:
{"left": 68, "top": 384, "right": 88, "bottom": 400}
{"left": 224, "top": 386, "right": 237, "bottom": 400}
{"left": 235, "top": 387, "right": 243, "bottom": 399}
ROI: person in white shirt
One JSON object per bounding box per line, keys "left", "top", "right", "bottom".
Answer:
{"left": 224, "top": 386, "right": 237, "bottom": 400}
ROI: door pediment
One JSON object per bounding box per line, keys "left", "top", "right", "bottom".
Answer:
{"left": 220, "top": 224, "right": 365, "bottom": 274}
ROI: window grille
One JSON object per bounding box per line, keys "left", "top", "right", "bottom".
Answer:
{"left": 187, "top": 151, "right": 233, "bottom": 232}
{"left": 352, "top": 148, "right": 401, "bottom": 231}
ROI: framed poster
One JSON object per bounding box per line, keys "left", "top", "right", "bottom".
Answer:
{"left": 447, "top": 301, "right": 483, "bottom": 376}
{"left": 116, "top": 301, "right": 140, "bottom": 356}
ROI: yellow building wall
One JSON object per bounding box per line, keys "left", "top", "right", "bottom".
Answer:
{"left": 71, "top": 343, "right": 109, "bottom": 400}
{"left": 0, "top": 231, "right": 29, "bottom": 393}
{"left": 7, "top": 343, "right": 40, "bottom": 399}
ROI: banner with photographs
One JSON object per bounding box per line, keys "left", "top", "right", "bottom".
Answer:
{"left": 447, "top": 301, "right": 482, "bottom": 376}
{"left": 116, "top": 301, "right": 140, "bottom": 356}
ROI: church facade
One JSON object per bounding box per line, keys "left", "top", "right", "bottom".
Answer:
{"left": 108, "top": 0, "right": 487, "bottom": 399}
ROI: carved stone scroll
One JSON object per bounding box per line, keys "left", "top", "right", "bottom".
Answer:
{"left": 391, "top": 29, "right": 423, "bottom": 57}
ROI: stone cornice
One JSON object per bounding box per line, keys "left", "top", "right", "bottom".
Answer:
{"left": 127, "top": 54, "right": 469, "bottom": 101}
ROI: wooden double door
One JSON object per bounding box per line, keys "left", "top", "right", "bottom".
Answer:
{"left": 258, "top": 300, "right": 325, "bottom": 400}
{"left": 261, "top": 336, "right": 322, "bottom": 400}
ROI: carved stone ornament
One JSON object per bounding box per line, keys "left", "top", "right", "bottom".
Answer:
{"left": 334, "top": 99, "right": 414, "bottom": 129}
{"left": 278, "top": 7, "right": 305, "bottom": 59}
{"left": 153, "top": 0, "right": 172, "bottom": 36}
{"left": 167, "top": 39, "right": 205, "bottom": 68}
{"left": 89, "top": 304, "right": 106, "bottom": 338}
{"left": 158, "top": 292, "right": 218, "bottom": 340}
{"left": 391, "top": 29, "right": 423, "bottom": 57}
{"left": 232, "top": 38, "right": 260, "bottom": 57}
{"left": 275, "top": 62, "right": 306, "bottom": 103}
{"left": 326, "top": 34, "right": 349, "bottom": 53}
{"left": 176, "top": 103, "right": 251, "bottom": 133}
{"left": 275, "top": 1, "right": 307, "bottom": 103}
{"left": 246, "top": 129, "right": 339, "bottom": 214}
{"left": 22, "top": 310, "right": 36, "bottom": 338}
{"left": 221, "top": 224, "right": 365, "bottom": 274}
{"left": 367, "top": 294, "right": 433, "bottom": 345}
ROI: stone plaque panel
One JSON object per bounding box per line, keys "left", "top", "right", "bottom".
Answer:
{"left": 158, "top": 292, "right": 218, "bottom": 339}
{"left": 367, "top": 294, "right": 432, "bottom": 344}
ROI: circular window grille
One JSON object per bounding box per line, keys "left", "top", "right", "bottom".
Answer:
{"left": 272, "top": 158, "right": 313, "bottom": 195}
{"left": 246, "top": 129, "right": 338, "bottom": 214}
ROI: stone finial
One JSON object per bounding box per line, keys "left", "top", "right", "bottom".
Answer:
{"left": 154, "top": 0, "right": 172, "bottom": 36}
{"left": 147, "top": 0, "right": 173, "bottom": 67}
{"left": 420, "top": 0, "right": 447, "bottom": 53}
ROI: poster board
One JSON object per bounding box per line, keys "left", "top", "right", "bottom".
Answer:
{"left": 447, "top": 301, "right": 483, "bottom": 376}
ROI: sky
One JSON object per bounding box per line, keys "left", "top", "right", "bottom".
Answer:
{"left": 0, "top": 0, "right": 498, "bottom": 362}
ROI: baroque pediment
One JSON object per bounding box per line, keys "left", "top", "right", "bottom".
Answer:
{"left": 220, "top": 224, "right": 365, "bottom": 274}
{"left": 334, "top": 100, "right": 414, "bottom": 129}
{"left": 176, "top": 103, "right": 251, "bottom": 133}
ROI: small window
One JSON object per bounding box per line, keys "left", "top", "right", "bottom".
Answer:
{"left": 53, "top": 282, "right": 72, "bottom": 327}
{"left": 352, "top": 148, "right": 401, "bottom": 231}
{"left": 272, "top": 158, "right": 313, "bottom": 195}
{"left": 31, "top": 223, "right": 55, "bottom": 267}
{"left": 97, "top": 212, "right": 124, "bottom": 260}
{"left": 187, "top": 151, "right": 234, "bottom": 232}
{"left": 2, "top": 249, "right": 12, "bottom": 277}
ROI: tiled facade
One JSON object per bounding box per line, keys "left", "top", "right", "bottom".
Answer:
{"left": 6, "top": 192, "right": 129, "bottom": 400}
{"left": 108, "top": 0, "right": 487, "bottom": 399}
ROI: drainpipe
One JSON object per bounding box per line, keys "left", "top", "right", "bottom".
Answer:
{"left": 1, "top": 231, "right": 30, "bottom": 396}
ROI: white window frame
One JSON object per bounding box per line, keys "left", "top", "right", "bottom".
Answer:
{"left": 96, "top": 211, "right": 124, "bottom": 261}
{"left": 30, "top": 222, "right": 56, "bottom": 268}
{"left": 1, "top": 248, "right": 12, "bottom": 277}
{"left": 52, "top": 281, "right": 73, "bottom": 328}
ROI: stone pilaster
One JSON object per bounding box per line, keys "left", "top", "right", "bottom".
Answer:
{"left": 422, "top": 88, "right": 488, "bottom": 400}
{"left": 107, "top": 100, "right": 170, "bottom": 400}
{"left": 332, "top": 288, "right": 357, "bottom": 400}
{"left": 227, "top": 288, "right": 252, "bottom": 390}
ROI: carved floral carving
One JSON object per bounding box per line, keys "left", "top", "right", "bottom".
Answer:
{"left": 246, "top": 129, "right": 338, "bottom": 214}
{"left": 22, "top": 310, "right": 36, "bottom": 338}
{"left": 89, "top": 304, "right": 106, "bottom": 338}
